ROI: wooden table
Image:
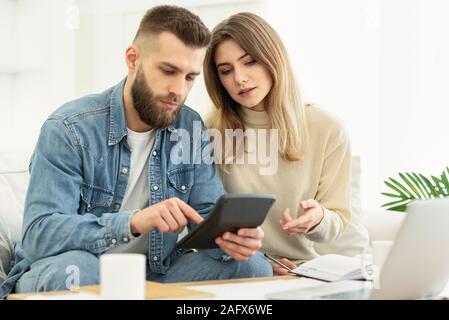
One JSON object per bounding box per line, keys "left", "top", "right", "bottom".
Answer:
{"left": 6, "top": 275, "right": 296, "bottom": 300}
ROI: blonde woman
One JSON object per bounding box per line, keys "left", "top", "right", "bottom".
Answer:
{"left": 204, "top": 12, "right": 352, "bottom": 274}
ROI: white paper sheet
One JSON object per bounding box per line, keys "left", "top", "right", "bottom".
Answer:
{"left": 184, "top": 277, "right": 326, "bottom": 300}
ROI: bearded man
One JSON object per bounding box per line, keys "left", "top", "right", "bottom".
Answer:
{"left": 0, "top": 5, "right": 271, "bottom": 298}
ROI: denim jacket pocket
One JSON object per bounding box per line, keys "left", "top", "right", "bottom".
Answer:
{"left": 80, "top": 184, "right": 114, "bottom": 213}
{"left": 167, "top": 165, "right": 194, "bottom": 201}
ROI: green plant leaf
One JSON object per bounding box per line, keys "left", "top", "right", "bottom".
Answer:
{"left": 384, "top": 180, "right": 407, "bottom": 198}
{"left": 399, "top": 172, "right": 422, "bottom": 199}
{"left": 385, "top": 203, "right": 408, "bottom": 212}
{"left": 389, "top": 178, "right": 415, "bottom": 199}
{"left": 381, "top": 167, "right": 449, "bottom": 212}
{"left": 441, "top": 171, "right": 449, "bottom": 195}
{"left": 406, "top": 173, "right": 428, "bottom": 199}
{"left": 419, "top": 174, "right": 439, "bottom": 197}
{"left": 381, "top": 192, "right": 403, "bottom": 198}
{"left": 431, "top": 175, "right": 445, "bottom": 196}
{"left": 412, "top": 173, "right": 432, "bottom": 198}
{"left": 381, "top": 198, "right": 412, "bottom": 208}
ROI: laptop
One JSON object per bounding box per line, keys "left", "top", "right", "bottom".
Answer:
{"left": 266, "top": 198, "right": 449, "bottom": 300}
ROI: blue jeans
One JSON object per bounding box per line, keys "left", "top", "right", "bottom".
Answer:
{"left": 15, "top": 249, "right": 272, "bottom": 293}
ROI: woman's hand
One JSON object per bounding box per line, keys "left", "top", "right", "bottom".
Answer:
{"left": 271, "top": 258, "right": 297, "bottom": 275}
{"left": 280, "top": 199, "right": 324, "bottom": 235}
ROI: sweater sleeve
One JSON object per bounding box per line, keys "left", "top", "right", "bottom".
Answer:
{"left": 305, "top": 127, "right": 352, "bottom": 243}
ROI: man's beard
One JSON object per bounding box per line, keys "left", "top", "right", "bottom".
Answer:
{"left": 131, "top": 67, "right": 183, "bottom": 130}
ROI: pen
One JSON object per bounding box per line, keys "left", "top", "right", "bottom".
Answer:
{"left": 264, "top": 253, "right": 295, "bottom": 272}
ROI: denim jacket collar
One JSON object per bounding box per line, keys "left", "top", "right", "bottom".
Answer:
{"left": 108, "top": 78, "right": 128, "bottom": 146}
{"left": 108, "top": 78, "right": 177, "bottom": 146}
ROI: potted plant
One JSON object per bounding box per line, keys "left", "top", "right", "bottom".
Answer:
{"left": 382, "top": 167, "right": 449, "bottom": 212}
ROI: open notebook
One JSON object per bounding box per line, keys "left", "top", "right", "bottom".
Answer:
{"left": 291, "top": 254, "right": 373, "bottom": 282}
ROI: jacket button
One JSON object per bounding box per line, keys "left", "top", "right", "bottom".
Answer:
{"left": 153, "top": 256, "right": 158, "bottom": 261}
{"left": 111, "top": 239, "right": 117, "bottom": 245}
{"left": 181, "top": 185, "right": 186, "bottom": 191}
{"left": 123, "top": 237, "right": 129, "bottom": 242}
{"left": 152, "top": 185, "right": 159, "bottom": 191}
{"left": 121, "top": 167, "right": 129, "bottom": 174}
{"left": 152, "top": 151, "right": 157, "bottom": 157}
{"left": 114, "top": 204, "right": 120, "bottom": 210}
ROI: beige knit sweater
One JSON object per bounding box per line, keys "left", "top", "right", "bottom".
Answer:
{"left": 216, "top": 105, "right": 352, "bottom": 263}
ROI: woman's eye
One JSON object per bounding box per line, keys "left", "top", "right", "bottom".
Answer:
{"left": 162, "top": 69, "right": 175, "bottom": 75}
{"left": 245, "top": 59, "right": 257, "bottom": 66}
{"left": 219, "top": 69, "right": 231, "bottom": 75}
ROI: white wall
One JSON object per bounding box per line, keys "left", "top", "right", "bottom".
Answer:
{"left": 0, "top": 0, "right": 17, "bottom": 152}
{"left": 75, "top": 0, "right": 268, "bottom": 115}
{"left": 1, "top": 0, "right": 448, "bottom": 209}
{"left": 378, "top": 0, "right": 449, "bottom": 203}
{"left": 265, "top": 0, "right": 381, "bottom": 208}
{"left": 380, "top": 0, "right": 449, "bottom": 176}
{"left": 0, "top": 0, "right": 80, "bottom": 153}
{"left": 0, "top": 0, "right": 15, "bottom": 66}
{"left": 265, "top": 0, "right": 449, "bottom": 208}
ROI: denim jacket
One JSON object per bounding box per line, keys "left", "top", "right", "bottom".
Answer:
{"left": 0, "top": 79, "right": 224, "bottom": 298}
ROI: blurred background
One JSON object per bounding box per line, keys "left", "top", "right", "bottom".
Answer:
{"left": 0, "top": 0, "right": 448, "bottom": 209}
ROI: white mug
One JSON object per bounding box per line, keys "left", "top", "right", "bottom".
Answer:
{"left": 100, "top": 253, "right": 146, "bottom": 300}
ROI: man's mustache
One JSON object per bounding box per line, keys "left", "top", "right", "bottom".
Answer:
{"left": 158, "top": 94, "right": 181, "bottom": 105}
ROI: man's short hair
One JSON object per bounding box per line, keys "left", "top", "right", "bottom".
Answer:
{"left": 133, "top": 5, "right": 211, "bottom": 48}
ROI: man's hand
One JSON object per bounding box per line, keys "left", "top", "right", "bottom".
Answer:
{"left": 215, "top": 227, "right": 264, "bottom": 262}
{"left": 280, "top": 199, "right": 324, "bottom": 235}
{"left": 130, "top": 197, "right": 203, "bottom": 235}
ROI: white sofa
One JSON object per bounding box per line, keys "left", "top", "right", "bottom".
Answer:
{"left": 0, "top": 151, "right": 30, "bottom": 244}
{"left": 1, "top": 150, "right": 31, "bottom": 283}
{"left": 363, "top": 209, "right": 405, "bottom": 242}
{"left": 0, "top": 152, "right": 406, "bottom": 283}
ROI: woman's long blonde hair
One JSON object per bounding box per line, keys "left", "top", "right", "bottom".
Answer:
{"left": 204, "top": 12, "right": 309, "bottom": 162}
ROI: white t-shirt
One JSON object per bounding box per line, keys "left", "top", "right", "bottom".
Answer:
{"left": 121, "top": 128, "right": 156, "bottom": 212}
